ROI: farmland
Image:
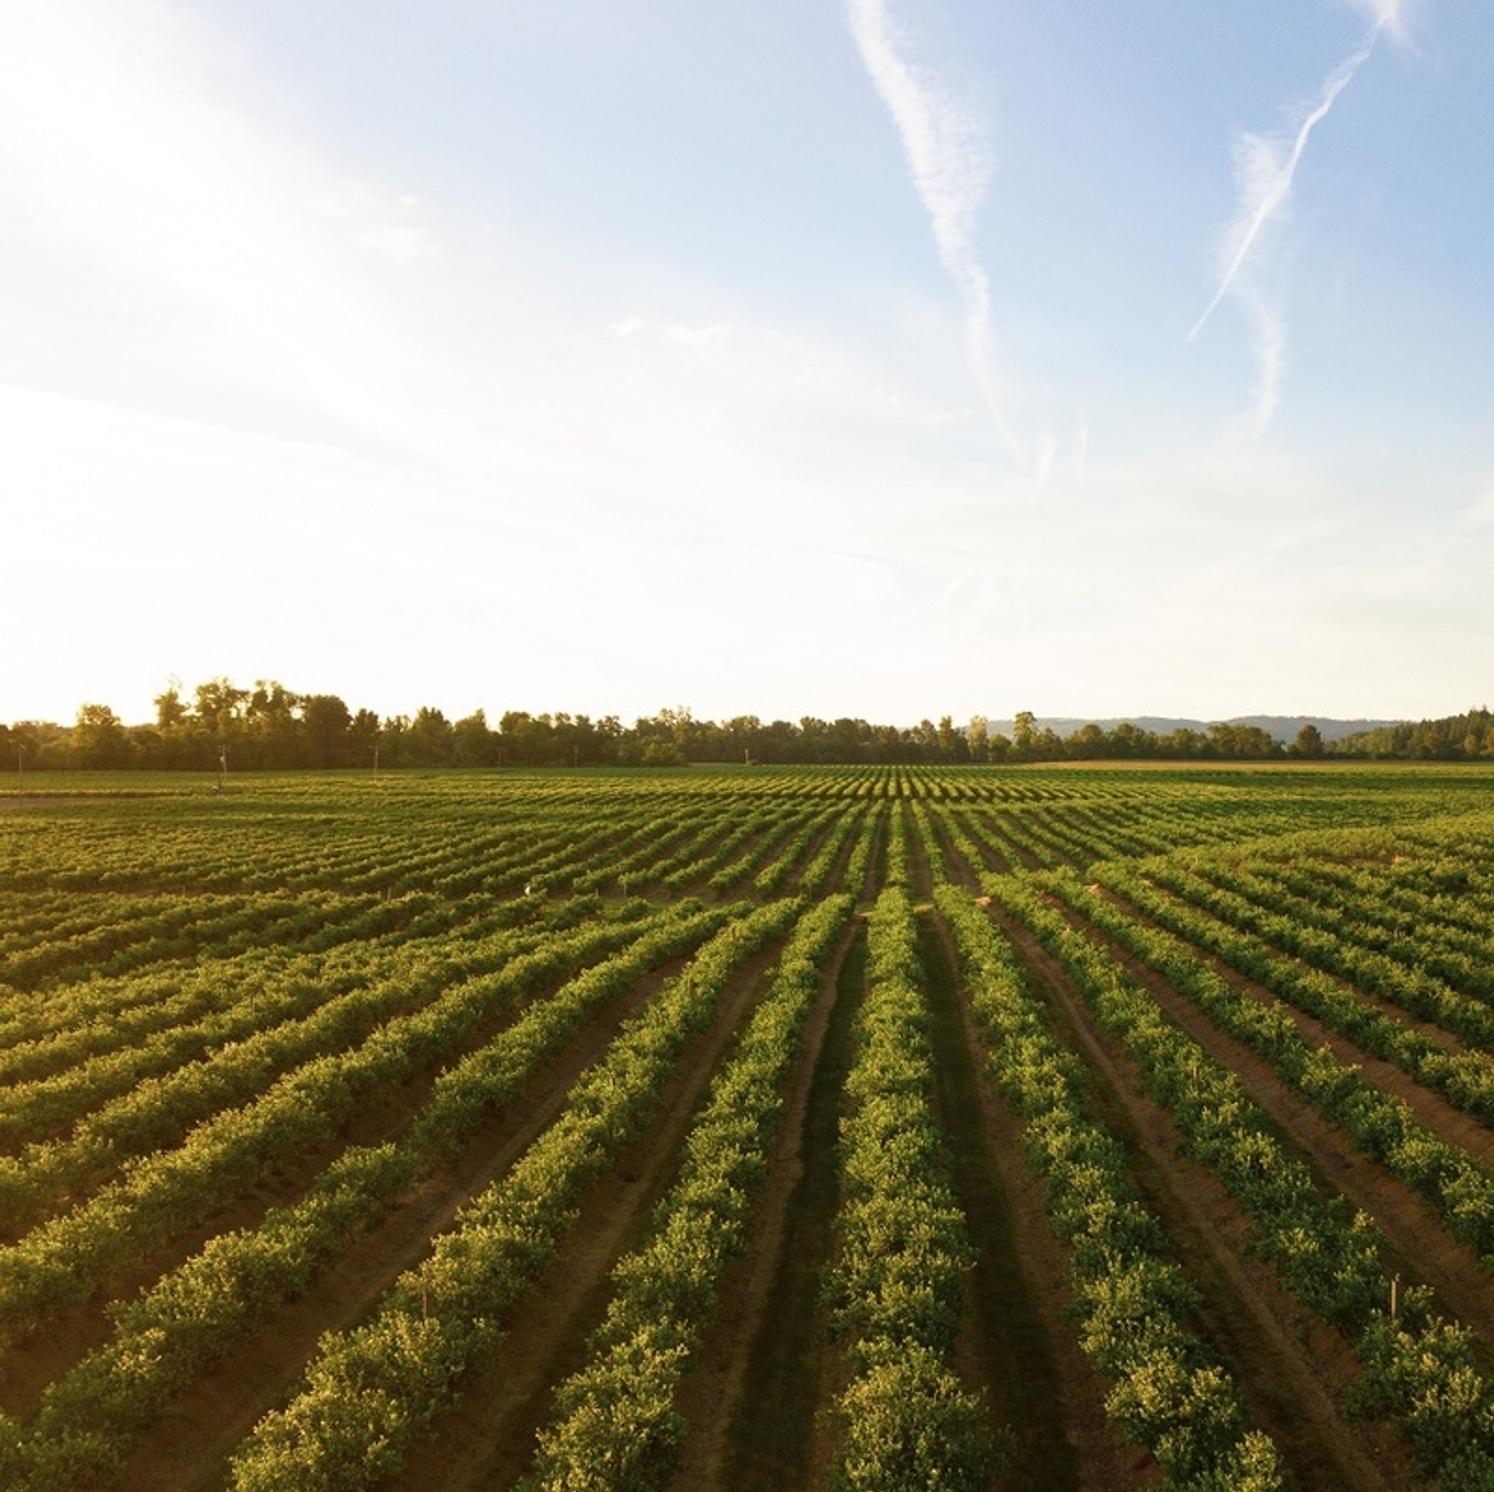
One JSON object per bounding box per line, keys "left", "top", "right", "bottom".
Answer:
{"left": 3, "top": 763, "right": 1494, "bottom": 1490}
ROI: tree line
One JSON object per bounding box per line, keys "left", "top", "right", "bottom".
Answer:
{"left": 0, "top": 680, "right": 1485, "bottom": 771}
{"left": 1333, "top": 706, "right": 1494, "bottom": 761}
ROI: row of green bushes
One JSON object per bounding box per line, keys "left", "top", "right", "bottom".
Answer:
{"left": 658, "top": 804, "right": 782, "bottom": 892}
{"left": 936, "top": 884, "right": 1282, "bottom": 1489}
{"left": 0, "top": 902, "right": 661, "bottom": 1331}
{"left": 1098, "top": 862, "right": 1494, "bottom": 1134}
{"left": 526, "top": 893, "right": 853, "bottom": 1489}
{"left": 1165, "top": 858, "right": 1494, "bottom": 1044}
{"left": 0, "top": 900, "right": 733, "bottom": 1491}
{"left": 1060, "top": 867, "right": 1494, "bottom": 1279}
{"left": 1230, "top": 854, "right": 1494, "bottom": 999}
{"left": 0, "top": 898, "right": 578, "bottom": 1221}
{"left": 225, "top": 898, "right": 802, "bottom": 1492}
{"left": 827, "top": 886, "right": 997, "bottom": 1490}
{"left": 992, "top": 874, "right": 1494, "bottom": 1489}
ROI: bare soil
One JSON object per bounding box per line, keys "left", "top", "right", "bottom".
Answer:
{"left": 988, "top": 900, "right": 1411, "bottom": 1492}
{"left": 921, "top": 907, "right": 1135, "bottom": 1491}
{"left": 1079, "top": 886, "right": 1494, "bottom": 1354}
{"left": 669, "top": 917, "right": 860, "bottom": 1489}
{"left": 370, "top": 933, "right": 791, "bottom": 1492}
{"left": 106, "top": 940, "right": 732, "bottom": 1492}
{"left": 713, "top": 921, "right": 867, "bottom": 1492}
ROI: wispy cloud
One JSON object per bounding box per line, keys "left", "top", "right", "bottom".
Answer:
{"left": 607, "top": 316, "right": 735, "bottom": 346}
{"left": 1191, "top": 0, "right": 1411, "bottom": 431}
{"left": 1350, "top": 0, "right": 1417, "bottom": 49}
{"left": 845, "top": 0, "right": 1021, "bottom": 459}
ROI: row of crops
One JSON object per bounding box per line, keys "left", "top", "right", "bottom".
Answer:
{"left": 2, "top": 762, "right": 1494, "bottom": 1489}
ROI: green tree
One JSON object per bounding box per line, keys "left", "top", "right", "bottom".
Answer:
{"left": 405, "top": 707, "right": 454, "bottom": 766}
{"left": 452, "top": 709, "right": 498, "bottom": 766}
{"left": 154, "top": 682, "right": 188, "bottom": 730}
{"left": 302, "top": 695, "right": 353, "bottom": 767}
{"left": 193, "top": 678, "right": 248, "bottom": 768}
{"left": 245, "top": 680, "right": 302, "bottom": 767}
{"left": 1290, "top": 722, "right": 1326, "bottom": 759}
{"left": 72, "top": 703, "right": 133, "bottom": 768}
{"left": 350, "top": 709, "right": 381, "bottom": 766}
{"left": 937, "top": 714, "right": 963, "bottom": 761}
{"left": 967, "top": 715, "right": 989, "bottom": 762}
{"left": 1013, "top": 710, "right": 1036, "bottom": 757}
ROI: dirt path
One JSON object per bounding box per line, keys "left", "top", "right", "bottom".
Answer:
{"left": 926, "top": 809, "right": 982, "bottom": 892}
{"left": 919, "top": 907, "right": 1132, "bottom": 1491}
{"left": 856, "top": 806, "right": 888, "bottom": 905}
{"left": 817, "top": 806, "right": 866, "bottom": 899}
{"left": 110, "top": 941, "right": 722, "bottom": 1492}
{"left": 375, "top": 933, "right": 792, "bottom": 1492}
{"left": 949, "top": 807, "right": 1016, "bottom": 875}
{"left": 1066, "top": 890, "right": 1494, "bottom": 1359}
{"left": 0, "top": 939, "right": 646, "bottom": 1418}
{"left": 987, "top": 902, "right": 1409, "bottom": 1492}
{"left": 710, "top": 922, "right": 867, "bottom": 1492}
{"left": 977, "top": 812, "right": 1046, "bottom": 874}
{"left": 668, "top": 916, "right": 861, "bottom": 1489}
{"left": 904, "top": 803, "right": 936, "bottom": 898}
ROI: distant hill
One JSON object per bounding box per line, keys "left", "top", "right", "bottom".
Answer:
{"left": 988, "top": 716, "right": 1406, "bottom": 745}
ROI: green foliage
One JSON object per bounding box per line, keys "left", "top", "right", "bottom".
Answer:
{"left": 9, "top": 765, "right": 1494, "bottom": 1490}
{"left": 228, "top": 899, "right": 800, "bottom": 1492}
{"left": 991, "top": 869, "right": 1494, "bottom": 1487}
{"left": 825, "top": 888, "right": 998, "bottom": 1488}
{"left": 526, "top": 896, "right": 852, "bottom": 1490}
{"left": 936, "top": 883, "right": 1283, "bottom": 1489}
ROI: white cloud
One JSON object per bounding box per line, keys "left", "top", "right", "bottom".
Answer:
{"left": 313, "top": 182, "right": 441, "bottom": 262}
{"left": 607, "top": 316, "right": 735, "bottom": 346}
{"left": 844, "top": 0, "right": 1020, "bottom": 459}
{"left": 1349, "top": 0, "right": 1417, "bottom": 49}
{"left": 1191, "top": 2, "right": 1409, "bottom": 430}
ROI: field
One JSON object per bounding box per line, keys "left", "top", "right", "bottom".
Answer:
{"left": 4, "top": 762, "right": 1494, "bottom": 1491}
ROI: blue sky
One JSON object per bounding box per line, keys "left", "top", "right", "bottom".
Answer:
{"left": 4, "top": 0, "right": 1490, "bottom": 728}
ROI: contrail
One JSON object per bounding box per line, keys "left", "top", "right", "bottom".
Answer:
{"left": 845, "top": 0, "right": 1022, "bottom": 459}
{"left": 1189, "top": 38, "right": 1373, "bottom": 342}
{"left": 1190, "top": 0, "right": 1412, "bottom": 429}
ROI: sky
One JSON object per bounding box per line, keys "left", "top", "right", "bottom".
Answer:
{"left": 4, "top": 0, "right": 1492, "bottom": 729}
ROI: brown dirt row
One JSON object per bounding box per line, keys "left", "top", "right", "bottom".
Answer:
{"left": 968, "top": 811, "right": 1047, "bottom": 874}
{"left": 780, "top": 814, "right": 842, "bottom": 896}
{"left": 946, "top": 807, "right": 1015, "bottom": 876}
{"left": 921, "top": 907, "right": 1134, "bottom": 1492}
{"left": 903, "top": 803, "right": 935, "bottom": 898}
{"left": 986, "top": 901, "right": 1410, "bottom": 1492}
{"left": 926, "top": 810, "right": 984, "bottom": 892}
{"left": 0, "top": 925, "right": 691, "bottom": 1418}
{"left": 372, "top": 930, "right": 794, "bottom": 1492}
{"left": 710, "top": 921, "right": 868, "bottom": 1492}
{"left": 668, "top": 916, "right": 861, "bottom": 1489}
{"left": 1070, "top": 887, "right": 1494, "bottom": 1356}
{"left": 810, "top": 804, "right": 867, "bottom": 900}
{"left": 83, "top": 936, "right": 739, "bottom": 1492}
{"left": 855, "top": 805, "right": 888, "bottom": 905}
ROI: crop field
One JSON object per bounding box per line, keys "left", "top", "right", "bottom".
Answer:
{"left": 4, "top": 762, "right": 1494, "bottom": 1491}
